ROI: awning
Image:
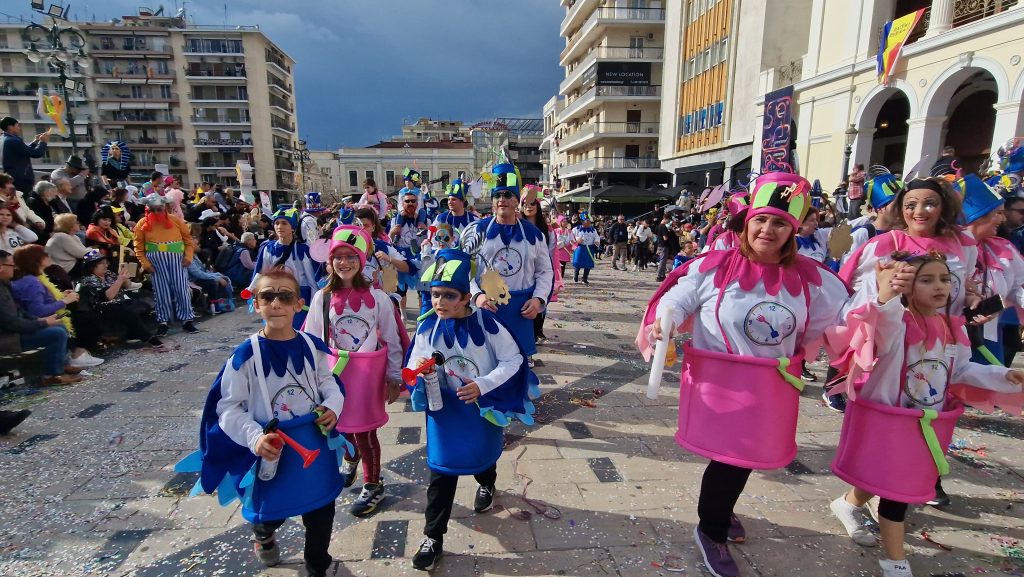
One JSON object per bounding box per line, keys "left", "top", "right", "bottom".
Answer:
{"left": 565, "top": 184, "right": 677, "bottom": 203}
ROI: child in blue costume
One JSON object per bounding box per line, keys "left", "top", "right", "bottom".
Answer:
{"left": 390, "top": 182, "right": 429, "bottom": 314}
{"left": 247, "top": 206, "right": 324, "bottom": 329}
{"left": 406, "top": 248, "right": 538, "bottom": 571}
{"left": 175, "top": 269, "right": 347, "bottom": 577}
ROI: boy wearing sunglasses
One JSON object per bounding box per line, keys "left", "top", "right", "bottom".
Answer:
{"left": 176, "top": 269, "right": 346, "bottom": 577}
{"left": 407, "top": 248, "right": 538, "bottom": 571}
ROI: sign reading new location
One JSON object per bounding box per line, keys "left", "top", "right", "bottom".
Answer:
{"left": 596, "top": 62, "right": 651, "bottom": 86}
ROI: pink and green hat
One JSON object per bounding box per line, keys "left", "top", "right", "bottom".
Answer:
{"left": 745, "top": 172, "right": 811, "bottom": 229}
{"left": 328, "top": 225, "right": 373, "bottom": 269}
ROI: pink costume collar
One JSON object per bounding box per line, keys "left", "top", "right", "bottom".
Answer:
{"left": 330, "top": 287, "right": 374, "bottom": 315}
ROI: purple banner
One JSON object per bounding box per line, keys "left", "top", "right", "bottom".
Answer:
{"left": 761, "top": 86, "right": 794, "bottom": 173}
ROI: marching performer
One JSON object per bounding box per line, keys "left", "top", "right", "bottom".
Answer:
{"left": 571, "top": 213, "right": 600, "bottom": 285}
{"left": 247, "top": 206, "right": 324, "bottom": 330}
{"left": 133, "top": 193, "right": 197, "bottom": 336}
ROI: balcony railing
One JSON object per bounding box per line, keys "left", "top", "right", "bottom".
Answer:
{"left": 564, "top": 5, "right": 665, "bottom": 57}
{"left": 953, "top": 0, "right": 1019, "bottom": 27}
{"left": 194, "top": 138, "right": 254, "bottom": 146}
{"left": 596, "top": 157, "right": 661, "bottom": 169}
{"left": 596, "top": 46, "right": 664, "bottom": 59}
{"left": 188, "top": 92, "right": 247, "bottom": 101}
{"left": 560, "top": 158, "right": 596, "bottom": 176}
{"left": 185, "top": 66, "right": 247, "bottom": 78}
{"left": 597, "top": 85, "right": 661, "bottom": 97}
{"left": 101, "top": 113, "right": 178, "bottom": 123}
{"left": 190, "top": 115, "right": 251, "bottom": 124}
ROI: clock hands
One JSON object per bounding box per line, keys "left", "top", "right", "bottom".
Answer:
{"left": 756, "top": 314, "right": 780, "bottom": 339}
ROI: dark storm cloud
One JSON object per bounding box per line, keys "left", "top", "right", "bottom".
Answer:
{"left": 61, "top": 0, "right": 563, "bottom": 148}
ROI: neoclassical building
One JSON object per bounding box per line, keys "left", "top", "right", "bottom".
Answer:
{"left": 769, "top": 1, "right": 1024, "bottom": 184}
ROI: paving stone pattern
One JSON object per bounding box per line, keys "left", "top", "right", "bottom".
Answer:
{"left": 1, "top": 264, "right": 1023, "bottom": 576}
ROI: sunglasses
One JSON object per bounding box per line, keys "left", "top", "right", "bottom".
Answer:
{"left": 256, "top": 290, "right": 297, "bottom": 305}
{"left": 430, "top": 291, "right": 462, "bottom": 302}
{"left": 403, "top": 199, "right": 418, "bottom": 204}
{"left": 493, "top": 191, "right": 517, "bottom": 200}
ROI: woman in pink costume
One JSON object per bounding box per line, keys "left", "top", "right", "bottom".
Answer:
{"left": 303, "top": 225, "right": 409, "bottom": 518}
{"left": 638, "top": 172, "right": 852, "bottom": 577}
{"left": 824, "top": 252, "right": 1023, "bottom": 577}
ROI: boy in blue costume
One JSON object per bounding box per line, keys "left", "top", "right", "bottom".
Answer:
{"left": 407, "top": 248, "right": 538, "bottom": 571}
{"left": 246, "top": 206, "right": 324, "bottom": 329}
{"left": 175, "top": 269, "right": 346, "bottom": 577}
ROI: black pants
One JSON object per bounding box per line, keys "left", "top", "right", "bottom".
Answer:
{"left": 252, "top": 501, "right": 335, "bottom": 575}
{"left": 574, "top": 268, "right": 590, "bottom": 282}
{"left": 1003, "top": 324, "right": 1022, "bottom": 366}
{"left": 878, "top": 498, "right": 908, "bottom": 523}
{"left": 697, "top": 460, "right": 752, "bottom": 543}
{"left": 424, "top": 465, "right": 497, "bottom": 541}
{"left": 533, "top": 310, "right": 546, "bottom": 340}
{"left": 560, "top": 261, "right": 567, "bottom": 276}
{"left": 71, "top": 310, "right": 104, "bottom": 350}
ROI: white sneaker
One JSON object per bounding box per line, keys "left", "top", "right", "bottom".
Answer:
{"left": 829, "top": 495, "right": 878, "bottom": 547}
{"left": 125, "top": 281, "right": 143, "bottom": 292}
{"left": 69, "top": 352, "right": 104, "bottom": 368}
{"left": 879, "top": 558, "right": 913, "bottom": 577}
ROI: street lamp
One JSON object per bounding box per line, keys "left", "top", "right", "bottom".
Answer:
{"left": 586, "top": 169, "right": 595, "bottom": 216}
{"left": 21, "top": 3, "right": 90, "bottom": 157}
{"left": 292, "top": 139, "right": 310, "bottom": 193}
{"left": 840, "top": 124, "right": 858, "bottom": 187}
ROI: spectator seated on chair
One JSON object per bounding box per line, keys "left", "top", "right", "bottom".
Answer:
{"left": 186, "top": 258, "right": 234, "bottom": 314}
{"left": 76, "top": 250, "right": 161, "bottom": 348}
{"left": 216, "top": 231, "right": 258, "bottom": 288}
{"left": 45, "top": 213, "right": 90, "bottom": 290}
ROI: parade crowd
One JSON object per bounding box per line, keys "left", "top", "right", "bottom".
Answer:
{"left": 4, "top": 106, "right": 1024, "bottom": 577}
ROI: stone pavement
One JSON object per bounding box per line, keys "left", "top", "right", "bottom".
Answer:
{"left": 1, "top": 259, "right": 1023, "bottom": 577}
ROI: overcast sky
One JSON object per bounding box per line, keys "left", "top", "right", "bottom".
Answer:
{"left": 10, "top": 0, "right": 564, "bottom": 149}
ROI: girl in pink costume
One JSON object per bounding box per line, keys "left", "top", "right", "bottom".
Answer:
{"left": 554, "top": 218, "right": 574, "bottom": 277}
{"left": 703, "top": 192, "right": 749, "bottom": 252}
{"left": 639, "top": 172, "right": 852, "bottom": 577}
{"left": 303, "top": 225, "right": 409, "bottom": 518}
{"left": 824, "top": 252, "right": 1024, "bottom": 577}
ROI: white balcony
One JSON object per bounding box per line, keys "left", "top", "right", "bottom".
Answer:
{"left": 561, "top": 6, "right": 665, "bottom": 66}
{"left": 559, "top": 121, "right": 660, "bottom": 152}
{"left": 560, "top": 45, "right": 664, "bottom": 94}
{"left": 560, "top": 0, "right": 599, "bottom": 37}
{"left": 560, "top": 157, "right": 596, "bottom": 179}
{"left": 558, "top": 85, "right": 661, "bottom": 123}
{"left": 595, "top": 156, "right": 661, "bottom": 170}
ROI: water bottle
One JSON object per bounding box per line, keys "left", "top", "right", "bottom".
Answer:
{"left": 258, "top": 456, "right": 279, "bottom": 481}
{"left": 423, "top": 369, "right": 443, "bottom": 412}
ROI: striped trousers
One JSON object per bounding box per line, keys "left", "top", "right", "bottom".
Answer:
{"left": 148, "top": 250, "right": 195, "bottom": 323}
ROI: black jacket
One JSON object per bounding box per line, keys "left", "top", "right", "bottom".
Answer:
{"left": 0, "top": 280, "right": 46, "bottom": 334}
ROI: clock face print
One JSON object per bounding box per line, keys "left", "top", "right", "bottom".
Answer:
{"left": 330, "top": 315, "right": 372, "bottom": 352}
{"left": 743, "top": 301, "right": 797, "bottom": 346}
{"left": 492, "top": 247, "right": 524, "bottom": 277}
{"left": 950, "top": 272, "right": 962, "bottom": 303}
{"left": 904, "top": 358, "right": 947, "bottom": 407}
{"left": 270, "top": 384, "right": 318, "bottom": 419}
{"left": 398, "top": 223, "right": 420, "bottom": 249}
{"left": 441, "top": 355, "right": 480, "bottom": 391}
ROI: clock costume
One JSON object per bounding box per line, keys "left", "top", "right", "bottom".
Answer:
{"left": 247, "top": 207, "right": 324, "bottom": 330}
{"left": 637, "top": 172, "right": 852, "bottom": 566}
{"left": 406, "top": 248, "right": 538, "bottom": 558}
{"left": 846, "top": 173, "right": 901, "bottom": 259}
{"left": 174, "top": 330, "right": 347, "bottom": 577}
{"left": 303, "top": 226, "right": 409, "bottom": 513}
{"left": 391, "top": 193, "right": 428, "bottom": 297}
{"left": 431, "top": 179, "right": 479, "bottom": 246}
{"left": 459, "top": 164, "right": 554, "bottom": 357}
{"left": 571, "top": 217, "right": 600, "bottom": 284}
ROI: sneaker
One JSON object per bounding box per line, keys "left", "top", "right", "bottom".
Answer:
{"left": 412, "top": 537, "right": 442, "bottom": 571}
{"left": 474, "top": 484, "right": 495, "bottom": 513}
{"left": 148, "top": 336, "right": 164, "bottom": 347}
{"left": 527, "top": 357, "right": 536, "bottom": 369}
{"left": 822, "top": 389, "right": 847, "bottom": 413}
{"left": 252, "top": 538, "right": 280, "bottom": 567}
{"left": 926, "top": 481, "right": 951, "bottom": 507}
{"left": 182, "top": 321, "right": 199, "bottom": 334}
{"left": 879, "top": 558, "right": 914, "bottom": 577}
{"left": 801, "top": 367, "right": 818, "bottom": 382}
{"left": 829, "top": 495, "right": 878, "bottom": 547}
{"left": 69, "top": 352, "right": 104, "bottom": 368}
{"left": 350, "top": 482, "right": 385, "bottom": 517}
{"left": 727, "top": 514, "right": 746, "bottom": 543}
{"left": 693, "top": 526, "right": 740, "bottom": 577}
{"left": 341, "top": 458, "right": 359, "bottom": 488}
{"left": 582, "top": 280, "right": 590, "bottom": 285}
{"left": 612, "top": 265, "right": 620, "bottom": 270}
{"left": 0, "top": 409, "right": 31, "bottom": 435}
{"left": 156, "top": 324, "right": 169, "bottom": 337}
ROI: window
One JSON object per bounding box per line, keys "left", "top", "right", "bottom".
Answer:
{"left": 386, "top": 170, "right": 396, "bottom": 187}
{"left": 441, "top": 170, "right": 450, "bottom": 183}
{"left": 365, "top": 170, "right": 374, "bottom": 181}
{"left": 422, "top": 170, "right": 430, "bottom": 184}
{"left": 160, "top": 85, "right": 172, "bottom": 98}
{"left": 348, "top": 171, "right": 358, "bottom": 187}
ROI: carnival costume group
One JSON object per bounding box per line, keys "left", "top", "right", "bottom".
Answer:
{"left": 172, "top": 137, "right": 1024, "bottom": 577}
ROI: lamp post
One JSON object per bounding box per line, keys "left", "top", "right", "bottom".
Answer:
{"left": 22, "top": 4, "right": 90, "bottom": 158}
{"left": 840, "top": 124, "right": 859, "bottom": 187}
{"left": 587, "top": 169, "right": 595, "bottom": 216}
{"left": 292, "top": 139, "right": 310, "bottom": 193}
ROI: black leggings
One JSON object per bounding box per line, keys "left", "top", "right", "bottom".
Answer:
{"left": 697, "top": 460, "right": 752, "bottom": 543}
{"left": 574, "top": 268, "right": 591, "bottom": 282}
{"left": 424, "top": 465, "right": 497, "bottom": 541}
{"left": 560, "top": 261, "right": 567, "bottom": 276}
{"left": 878, "top": 498, "right": 908, "bottom": 523}
{"left": 533, "top": 311, "right": 546, "bottom": 340}
{"left": 252, "top": 501, "right": 335, "bottom": 574}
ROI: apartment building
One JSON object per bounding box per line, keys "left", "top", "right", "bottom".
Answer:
{"left": 551, "top": 0, "right": 671, "bottom": 202}
{"left": 0, "top": 9, "right": 299, "bottom": 192}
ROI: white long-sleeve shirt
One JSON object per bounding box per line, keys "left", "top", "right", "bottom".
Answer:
{"left": 304, "top": 287, "right": 404, "bottom": 381}
{"left": 465, "top": 218, "right": 554, "bottom": 302}
{"left": 3, "top": 225, "right": 37, "bottom": 251}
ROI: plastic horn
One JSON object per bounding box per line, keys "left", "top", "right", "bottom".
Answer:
{"left": 264, "top": 418, "right": 320, "bottom": 468}
{"left": 647, "top": 316, "right": 675, "bottom": 400}
{"left": 402, "top": 351, "right": 446, "bottom": 386}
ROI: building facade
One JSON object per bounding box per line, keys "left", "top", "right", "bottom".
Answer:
{"left": 552, "top": 0, "right": 672, "bottom": 202}
{"left": 327, "top": 142, "right": 475, "bottom": 198}
{"left": 0, "top": 9, "right": 299, "bottom": 193}
{"left": 764, "top": 0, "right": 1024, "bottom": 187}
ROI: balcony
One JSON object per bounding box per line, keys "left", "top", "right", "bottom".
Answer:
{"left": 0, "top": 88, "right": 87, "bottom": 101}
{"left": 132, "top": 138, "right": 184, "bottom": 148}
{"left": 595, "top": 156, "right": 661, "bottom": 170}
{"left": 560, "top": 0, "right": 599, "bottom": 37}
{"left": 95, "top": 93, "right": 178, "bottom": 102}
{"left": 190, "top": 115, "right": 251, "bottom": 125}
{"left": 560, "top": 157, "right": 596, "bottom": 178}
{"left": 559, "top": 121, "right": 660, "bottom": 151}
{"left": 558, "top": 85, "right": 662, "bottom": 123}
{"left": 99, "top": 113, "right": 179, "bottom": 124}
{"left": 188, "top": 92, "right": 248, "bottom": 102}
{"left": 182, "top": 41, "right": 244, "bottom": 56}
{"left": 561, "top": 6, "right": 665, "bottom": 65}
{"left": 90, "top": 41, "right": 172, "bottom": 56}
{"left": 194, "top": 137, "right": 254, "bottom": 146}
{"left": 268, "top": 77, "right": 293, "bottom": 95}
{"left": 560, "top": 45, "right": 664, "bottom": 94}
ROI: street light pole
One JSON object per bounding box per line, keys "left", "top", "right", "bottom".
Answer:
{"left": 840, "top": 124, "right": 859, "bottom": 187}
{"left": 292, "top": 139, "right": 310, "bottom": 194}
{"left": 587, "top": 169, "right": 595, "bottom": 216}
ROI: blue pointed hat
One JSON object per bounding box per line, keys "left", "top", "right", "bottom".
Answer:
{"left": 960, "top": 174, "right": 1004, "bottom": 224}
{"left": 304, "top": 192, "right": 325, "bottom": 213}
{"left": 446, "top": 178, "right": 468, "bottom": 202}
{"left": 420, "top": 248, "right": 473, "bottom": 294}
{"left": 403, "top": 168, "right": 421, "bottom": 185}
{"left": 491, "top": 163, "right": 521, "bottom": 199}
{"left": 271, "top": 206, "right": 300, "bottom": 229}
{"left": 865, "top": 173, "right": 903, "bottom": 210}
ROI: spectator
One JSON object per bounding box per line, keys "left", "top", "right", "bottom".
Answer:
{"left": 49, "top": 177, "right": 73, "bottom": 215}
{"left": 186, "top": 258, "right": 234, "bottom": 313}
{"left": 76, "top": 251, "right": 162, "bottom": 348}
{"left": 45, "top": 213, "right": 90, "bottom": 287}
{"left": 358, "top": 178, "right": 388, "bottom": 217}
{"left": 27, "top": 181, "right": 57, "bottom": 243}
{"left": 0, "top": 205, "right": 37, "bottom": 251}
{"left": 1, "top": 173, "right": 45, "bottom": 232}
{"left": 609, "top": 214, "right": 629, "bottom": 270}
{"left": 110, "top": 187, "right": 140, "bottom": 226}
{"left": 75, "top": 184, "right": 109, "bottom": 228}
{"left": 656, "top": 215, "right": 680, "bottom": 282}
{"left": 219, "top": 231, "right": 259, "bottom": 288}
{"left": 224, "top": 212, "right": 245, "bottom": 240}
{"left": 50, "top": 155, "right": 90, "bottom": 206}
{"left": 212, "top": 184, "right": 230, "bottom": 213}
{"left": 85, "top": 206, "right": 122, "bottom": 259}
{"left": 99, "top": 141, "right": 131, "bottom": 186}
{"left": 0, "top": 117, "right": 49, "bottom": 194}
{"left": 846, "top": 163, "right": 865, "bottom": 219}
{"left": 0, "top": 249, "right": 80, "bottom": 385}
{"left": 10, "top": 244, "right": 102, "bottom": 367}
{"left": 141, "top": 171, "right": 164, "bottom": 197}
{"left": 163, "top": 176, "right": 186, "bottom": 220}
{"left": 187, "top": 192, "right": 220, "bottom": 222}
{"left": 932, "top": 145, "right": 960, "bottom": 177}
{"left": 634, "top": 218, "right": 653, "bottom": 271}
{"left": 198, "top": 212, "right": 230, "bottom": 265}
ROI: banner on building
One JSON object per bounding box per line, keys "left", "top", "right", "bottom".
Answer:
{"left": 761, "top": 86, "right": 795, "bottom": 173}
{"left": 877, "top": 9, "right": 925, "bottom": 83}
{"left": 596, "top": 62, "right": 651, "bottom": 86}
